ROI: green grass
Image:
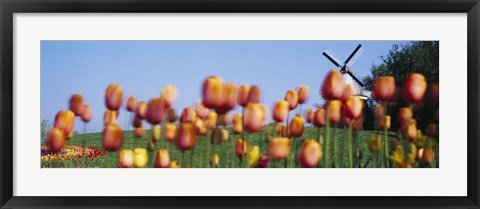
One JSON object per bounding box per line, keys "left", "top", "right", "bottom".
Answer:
{"left": 44, "top": 124, "right": 439, "bottom": 168}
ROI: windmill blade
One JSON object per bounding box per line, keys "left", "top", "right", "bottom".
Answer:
{"left": 345, "top": 46, "right": 363, "bottom": 67}
{"left": 343, "top": 44, "right": 363, "bottom": 67}
{"left": 346, "top": 71, "right": 365, "bottom": 87}
{"left": 322, "top": 51, "right": 342, "bottom": 68}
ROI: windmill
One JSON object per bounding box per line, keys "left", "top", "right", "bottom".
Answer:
{"left": 322, "top": 44, "right": 372, "bottom": 100}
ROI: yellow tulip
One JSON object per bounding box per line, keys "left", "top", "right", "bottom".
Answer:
{"left": 154, "top": 149, "right": 170, "bottom": 168}
{"left": 133, "top": 148, "right": 148, "bottom": 168}
{"left": 152, "top": 125, "right": 161, "bottom": 141}
{"left": 367, "top": 134, "right": 382, "bottom": 153}
{"left": 164, "top": 123, "right": 178, "bottom": 141}
{"left": 232, "top": 114, "right": 243, "bottom": 134}
{"left": 161, "top": 85, "right": 176, "bottom": 108}
{"left": 248, "top": 146, "right": 260, "bottom": 167}
{"left": 210, "top": 154, "right": 220, "bottom": 167}
{"left": 206, "top": 112, "right": 218, "bottom": 129}
{"left": 118, "top": 149, "right": 134, "bottom": 168}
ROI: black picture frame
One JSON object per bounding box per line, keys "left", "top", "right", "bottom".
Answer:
{"left": 1, "top": 0, "right": 479, "bottom": 208}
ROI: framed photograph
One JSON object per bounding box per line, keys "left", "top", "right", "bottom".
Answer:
{"left": 1, "top": 0, "right": 479, "bottom": 208}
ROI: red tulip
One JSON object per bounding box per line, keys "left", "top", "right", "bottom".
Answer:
{"left": 80, "top": 105, "right": 92, "bottom": 123}
{"left": 419, "top": 148, "right": 435, "bottom": 166}
{"left": 299, "top": 139, "right": 322, "bottom": 168}
{"left": 105, "top": 84, "right": 123, "bottom": 110}
{"left": 47, "top": 127, "right": 66, "bottom": 152}
{"left": 154, "top": 149, "right": 170, "bottom": 168}
{"left": 321, "top": 71, "right": 345, "bottom": 100}
{"left": 258, "top": 155, "right": 270, "bottom": 168}
{"left": 344, "top": 96, "right": 363, "bottom": 120}
{"left": 167, "top": 108, "right": 177, "bottom": 122}
{"left": 202, "top": 76, "right": 224, "bottom": 109}
{"left": 161, "top": 85, "right": 176, "bottom": 108}
{"left": 373, "top": 76, "right": 396, "bottom": 100}
{"left": 289, "top": 115, "right": 304, "bottom": 138}
{"left": 176, "top": 123, "right": 197, "bottom": 150}
{"left": 235, "top": 139, "right": 248, "bottom": 158}
{"left": 237, "top": 85, "right": 251, "bottom": 107}
{"left": 180, "top": 107, "right": 197, "bottom": 123}
{"left": 195, "top": 100, "right": 210, "bottom": 120}
{"left": 146, "top": 97, "right": 166, "bottom": 125}
{"left": 216, "top": 83, "right": 238, "bottom": 114}
{"left": 102, "top": 123, "right": 123, "bottom": 151}
{"left": 403, "top": 73, "right": 427, "bottom": 103}
{"left": 69, "top": 94, "right": 84, "bottom": 116}
{"left": 247, "top": 85, "right": 261, "bottom": 104}
{"left": 305, "top": 108, "right": 314, "bottom": 124}
{"left": 54, "top": 110, "right": 75, "bottom": 139}
{"left": 132, "top": 114, "right": 142, "bottom": 128}
{"left": 297, "top": 85, "right": 310, "bottom": 104}
{"left": 284, "top": 90, "right": 299, "bottom": 110}
{"left": 272, "top": 100, "right": 289, "bottom": 122}
{"left": 126, "top": 96, "right": 137, "bottom": 112}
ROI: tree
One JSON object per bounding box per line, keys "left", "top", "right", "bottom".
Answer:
{"left": 362, "top": 41, "right": 439, "bottom": 130}
{"left": 41, "top": 119, "right": 51, "bottom": 141}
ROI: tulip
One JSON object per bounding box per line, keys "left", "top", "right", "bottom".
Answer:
{"left": 176, "top": 123, "right": 197, "bottom": 150}
{"left": 374, "top": 104, "right": 385, "bottom": 119}
{"left": 280, "top": 125, "right": 289, "bottom": 137}
{"left": 210, "top": 154, "right": 220, "bottom": 167}
{"left": 202, "top": 76, "right": 224, "bottom": 109}
{"left": 341, "top": 84, "right": 353, "bottom": 102}
{"left": 272, "top": 100, "right": 289, "bottom": 122}
{"left": 259, "top": 104, "right": 268, "bottom": 121}
{"left": 269, "top": 137, "right": 291, "bottom": 160}
{"left": 398, "top": 107, "right": 413, "bottom": 127}
{"left": 195, "top": 118, "right": 207, "bottom": 135}
{"left": 258, "top": 155, "right": 270, "bottom": 168}
{"left": 373, "top": 76, "right": 396, "bottom": 101}
{"left": 305, "top": 108, "right": 314, "bottom": 124}
{"left": 80, "top": 105, "right": 92, "bottom": 123}
{"left": 54, "top": 110, "right": 75, "bottom": 139}
{"left": 206, "top": 112, "right": 218, "bottom": 129}
{"left": 367, "top": 134, "right": 382, "bottom": 153}
{"left": 180, "top": 107, "right": 196, "bottom": 123}
{"left": 105, "top": 84, "right": 123, "bottom": 110}
{"left": 47, "top": 127, "right": 66, "bottom": 152}
{"left": 152, "top": 125, "right": 161, "bottom": 141}
{"left": 217, "top": 113, "right": 232, "bottom": 126}
{"left": 134, "top": 126, "right": 146, "bottom": 138}
{"left": 146, "top": 97, "right": 166, "bottom": 125}
{"left": 161, "top": 85, "right": 176, "bottom": 108}
{"left": 313, "top": 108, "right": 326, "bottom": 127}
{"left": 132, "top": 114, "right": 142, "bottom": 128}
{"left": 403, "top": 73, "right": 427, "bottom": 103}
{"left": 126, "top": 96, "right": 137, "bottom": 112}
{"left": 69, "top": 94, "right": 84, "bottom": 116}
{"left": 118, "top": 149, "right": 134, "bottom": 168}
{"left": 195, "top": 100, "right": 210, "bottom": 120}
{"left": 237, "top": 85, "right": 251, "bottom": 107}
{"left": 284, "top": 90, "right": 299, "bottom": 110}
{"left": 247, "top": 85, "right": 261, "bottom": 104}
{"left": 321, "top": 70, "right": 345, "bottom": 100}
{"left": 136, "top": 102, "right": 148, "bottom": 119}
{"left": 235, "top": 139, "right": 248, "bottom": 158}
{"left": 102, "top": 123, "right": 123, "bottom": 151}
{"left": 232, "top": 114, "right": 243, "bottom": 134}
{"left": 147, "top": 138, "right": 157, "bottom": 151}
{"left": 289, "top": 115, "right": 304, "bottom": 138}
{"left": 299, "top": 139, "right": 322, "bottom": 168}
{"left": 216, "top": 83, "right": 238, "bottom": 114}
{"left": 104, "top": 110, "right": 118, "bottom": 125}
{"left": 244, "top": 103, "right": 265, "bottom": 133}
{"left": 154, "top": 149, "right": 170, "bottom": 168}
{"left": 419, "top": 148, "right": 435, "bottom": 166}
{"left": 211, "top": 128, "right": 229, "bottom": 144}
{"left": 390, "top": 145, "right": 405, "bottom": 168}
{"left": 164, "top": 123, "right": 177, "bottom": 141}
{"left": 248, "top": 146, "right": 260, "bottom": 167}
{"left": 133, "top": 148, "right": 148, "bottom": 168}
{"left": 297, "top": 85, "right": 310, "bottom": 104}
{"left": 406, "top": 119, "right": 417, "bottom": 141}
{"left": 414, "top": 130, "right": 428, "bottom": 148}
{"left": 166, "top": 108, "right": 177, "bottom": 122}
{"left": 426, "top": 123, "right": 437, "bottom": 137}
{"left": 428, "top": 83, "right": 439, "bottom": 101}
{"left": 326, "top": 100, "right": 342, "bottom": 124}
{"left": 344, "top": 96, "right": 363, "bottom": 120}
{"left": 378, "top": 115, "right": 391, "bottom": 130}
{"left": 168, "top": 161, "right": 181, "bottom": 168}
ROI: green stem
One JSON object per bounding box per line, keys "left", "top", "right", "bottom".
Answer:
{"left": 383, "top": 101, "right": 389, "bottom": 168}
{"left": 325, "top": 106, "right": 331, "bottom": 168}
{"left": 348, "top": 123, "right": 353, "bottom": 168}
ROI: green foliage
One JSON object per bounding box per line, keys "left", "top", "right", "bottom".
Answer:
{"left": 41, "top": 119, "right": 51, "bottom": 141}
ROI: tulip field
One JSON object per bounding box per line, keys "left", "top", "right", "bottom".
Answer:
{"left": 42, "top": 70, "right": 439, "bottom": 168}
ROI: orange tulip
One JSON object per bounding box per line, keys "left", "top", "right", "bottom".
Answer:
{"left": 244, "top": 103, "right": 265, "bottom": 133}
{"left": 403, "top": 73, "right": 427, "bottom": 103}
{"left": 216, "top": 83, "right": 238, "bottom": 114}
{"left": 269, "top": 137, "right": 291, "bottom": 160}
{"left": 373, "top": 76, "right": 396, "bottom": 101}
{"left": 180, "top": 107, "right": 196, "bottom": 123}
{"left": 195, "top": 100, "right": 210, "bottom": 120}
{"left": 136, "top": 101, "right": 148, "bottom": 119}
{"left": 313, "top": 108, "right": 326, "bottom": 127}
{"left": 47, "top": 127, "right": 66, "bottom": 152}
{"left": 104, "top": 110, "right": 118, "bottom": 125}
{"left": 134, "top": 126, "right": 146, "bottom": 138}
{"left": 105, "top": 84, "right": 123, "bottom": 111}
{"left": 284, "top": 90, "right": 299, "bottom": 110}
{"left": 237, "top": 85, "right": 251, "bottom": 107}
{"left": 235, "top": 139, "right": 248, "bottom": 158}
{"left": 206, "top": 112, "right": 218, "bottom": 129}
{"left": 164, "top": 123, "right": 178, "bottom": 141}
{"left": 80, "top": 105, "right": 92, "bottom": 123}
{"left": 399, "top": 107, "right": 413, "bottom": 127}
{"left": 305, "top": 108, "right": 314, "bottom": 124}
{"left": 154, "top": 149, "right": 170, "bottom": 168}
{"left": 341, "top": 84, "right": 353, "bottom": 102}
{"left": 210, "top": 154, "right": 220, "bottom": 167}
{"left": 344, "top": 96, "right": 363, "bottom": 120}
{"left": 166, "top": 108, "right": 177, "bottom": 122}
{"left": 232, "top": 114, "right": 243, "bottom": 134}
{"left": 176, "top": 123, "right": 197, "bottom": 150}
{"left": 379, "top": 115, "right": 391, "bottom": 130}
{"left": 102, "top": 123, "right": 123, "bottom": 151}
{"left": 297, "top": 85, "right": 310, "bottom": 104}
{"left": 280, "top": 125, "right": 289, "bottom": 137}
{"left": 146, "top": 97, "right": 166, "bottom": 125}
{"left": 217, "top": 113, "right": 232, "bottom": 126}
{"left": 118, "top": 149, "right": 134, "bottom": 168}
{"left": 202, "top": 76, "right": 224, "bottom": 109}
{"left": 247, "top": 85, "right": 261, "bottom": 104}
{"left": 272, "top": 100, "right": 289, "bottom": 122}
{"left": 126, "top": 96, "right": 137, "bottom": 112}
{"left": 299, "top": 139, "right": 322, "bottom": 168}
{"left": 326, "top": 100, "right": 342, "bottom": 124}
{"left": 374, "top": 104, "right": 385, "bottom": 119}
{"left": 168, "top": 161, "right": 181, "bottom": 168}
{"left": 69, "top": 94, "right": 84, "bottom": 116}
{"left": 152, "top": 125, "right": 161, "bottom": 141}
{"left": 403, "top": 119, "right": 417, "bottom": 141}
{"left": 54, "top": 110, "right": 75, "bottom": 139}
{"left": 195, "top": 118, "right": 207, "bottom": 135}
{"left": 321, "top": 70, "right": 345, "bottom": 100}
{"left": 289, "top": 115, "right": 304, "bottom": 138}
{"left": 419, "top": 148, "right": 435, "bottom": 166}
{"left": 211, "top": 128, "right": 229, "bottom": 144}
{"left": 428, "top": 83, "right": 439, "bottom": 101}
{"left": 161, "top": 85, "right": 176, "bottom": 108}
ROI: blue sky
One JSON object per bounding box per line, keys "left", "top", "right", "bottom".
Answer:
{"left": 41, "top": 40, "right": 409, "bottom": 133}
